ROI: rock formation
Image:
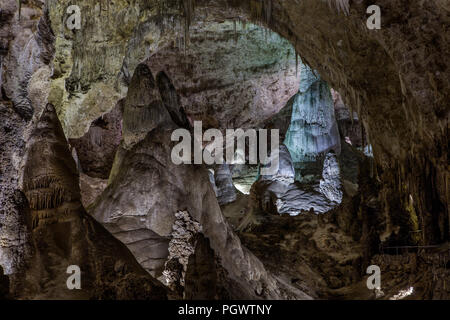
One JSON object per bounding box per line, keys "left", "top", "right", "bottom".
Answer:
{"left": 284, "top": 63, "right": 341, "bottom": 182}
{"left": 69, "top": 102, "right": 123, "bottom": 180}
{"left": 16, "top": 103, "right": 168, "bottom": 300}
{"left": 214, "top": 164, "right": 238, "bottom": 206}
{"left": 0, "top": 0, "right": 448, "bottom": 301}
{"left": 319, "top": 152, "right": 343, "bottom": 204}
{"left": 90, "top": 63, "right": 311, "bottom": 299}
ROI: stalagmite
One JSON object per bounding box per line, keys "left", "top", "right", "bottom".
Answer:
{"left": 284, "top": 62, "right": 341, "bottom": 181}
{"left": 1, "top": 0, "right": 448, "bottom": 302}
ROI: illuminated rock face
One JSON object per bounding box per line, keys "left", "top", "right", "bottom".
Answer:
{"left": 90, "top": 64, "right": 310, "bottom": 299}
{"left": 284, "top": 63, "right": 341, "bottom": 182}
{"left": 231, "top": 164, "right": 259, "bottom": 195}
{"left": 319, "top": 152, "right": 343, "bottom": 204}
{"left": 253, "top": 63, "right": 343, "bottom": 212}
{"left": 214, "top": 164, "right": 237, "bottom": 206}
{"left": 0, "top": 0, "right": 448, "bottom": 300}
{"left": 253, "top": 145, "right": 336, "bottom": 216}
{"left": 259, "top": 145, "right": 295, "bottom": 184}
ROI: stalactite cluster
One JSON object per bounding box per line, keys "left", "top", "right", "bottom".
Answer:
{"left": 324, "top": 0, "right": 350, "bottom": 15}
{"left": 249, "top": 0, "right": 272, "bottom": 25}
{"left": 21, "top": 104, "right": 81, "bottom": 229}
{"left": 1, "top": 0, "right": 448, "bottom": 301}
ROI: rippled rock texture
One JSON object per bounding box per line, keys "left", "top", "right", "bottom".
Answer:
{"left": 90, "top": 63, "right": 311, "bottom": 299}
{"left": 319, "top": 152, "right": 343, "bottom": 204}
{"left": 18, "top": 103, "right": 168, "bottom": 299}
{"left": 284, "top": 63, "right": 341, "bottom": 182}
{"left": 213, "top": 164, "right": 237, "bottom": 206}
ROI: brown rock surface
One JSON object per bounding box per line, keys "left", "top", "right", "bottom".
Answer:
{"left": 16, "top": 103, "right": 168, "bottom": 300}
{"left": 0, "top": 0, "right": 448, "bottom": 300}
{"left": 91, "top": 64, "right": 312, "bottom": 299}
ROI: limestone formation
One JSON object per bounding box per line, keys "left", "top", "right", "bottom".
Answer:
{"left": 319, "top": 152, "right": 343, "bottom": 204}
{"left": 284, "top": 63, "right": 341, "bottom": 182}
{"left": 17, "top": 103, "right": 168, "bottom": 299}
{"left": 90, "top": 63, "right": 312, "bottom": 299}
{"left": 0, "top": 0, "right": 448, "bottom": 301}
{"left": 214, "top": 164, "right": 237, "bottom": 206}
{"left": 162, "top": 210, "right": 202, "bottom": 294}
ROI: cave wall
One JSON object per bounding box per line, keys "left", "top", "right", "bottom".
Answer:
{"left": 0, "top": 0, "right": 448, "bottom": 298}
{"left": 90, "top": 63, "right": 312, "bottom": 299}
{"left": 15, "top": 103, "right": 169, "bottom": 299}
{"left": 0, "top": 0, "right": 51, "bottom": 275}
{"left": 146, "top": 20, "right": 299, "bottom": 129}
{"left": 39, "top": 0, "right": 448, "bottom": 244}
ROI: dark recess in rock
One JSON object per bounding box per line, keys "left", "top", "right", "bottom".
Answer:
{"left": 69, "top": 102, "right": 123, "bottom": 179}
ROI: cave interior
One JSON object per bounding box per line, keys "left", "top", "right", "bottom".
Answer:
{"left": 0, "top": 0, "right": 449, "bottom": 300}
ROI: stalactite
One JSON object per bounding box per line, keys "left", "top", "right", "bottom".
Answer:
{"left": 349, "top": 95, "right": 354, "bottom": 126}
{"left": 25, "top": 178, "right": 75, "bottom": 228}
{"left": 263, "top": 0, "right": 272, "bottom": 24}
{"left": 25, "top": 185, "right": 68, "bottom": 212}
{"left": 242, "top": 19, "right": 247, "bottom": 30}
{"left": 181, "top": 0, "right": 195, "bottom": 50}
{"left": 250, "top": 0, "right": 263, "bottom": 22}
{"left": 17, "top": 0, "right": 21, "bottom": 20}
{"left": 325, "top": 0, "right": 350, "bottom": 16}
{"left": 24, "top": 175, "right": 59, "bottom": 192}
{"left": 250, "top": 0, "right": 272, "bottom": 25}
{"left": 233, "top": 20, "right": 238, "bottom": 44}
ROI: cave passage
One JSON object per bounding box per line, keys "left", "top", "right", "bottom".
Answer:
{"left": 0, "top": 0, "right": 448, "bottom": 301}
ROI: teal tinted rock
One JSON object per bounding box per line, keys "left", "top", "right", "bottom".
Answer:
{"left": 284, "top": 63, "right": 341, "bottom": 181}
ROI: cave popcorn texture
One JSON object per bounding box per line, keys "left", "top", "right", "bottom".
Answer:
{"left": 319, "top": 152, "right": 343, "bottom": 204}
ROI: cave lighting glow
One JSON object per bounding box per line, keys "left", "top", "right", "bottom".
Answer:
{"left": 389, "top": 287, "right": 414, "bottom": 300}
{"left": 234, "top": 182, "right": 251, "bottom": 195}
